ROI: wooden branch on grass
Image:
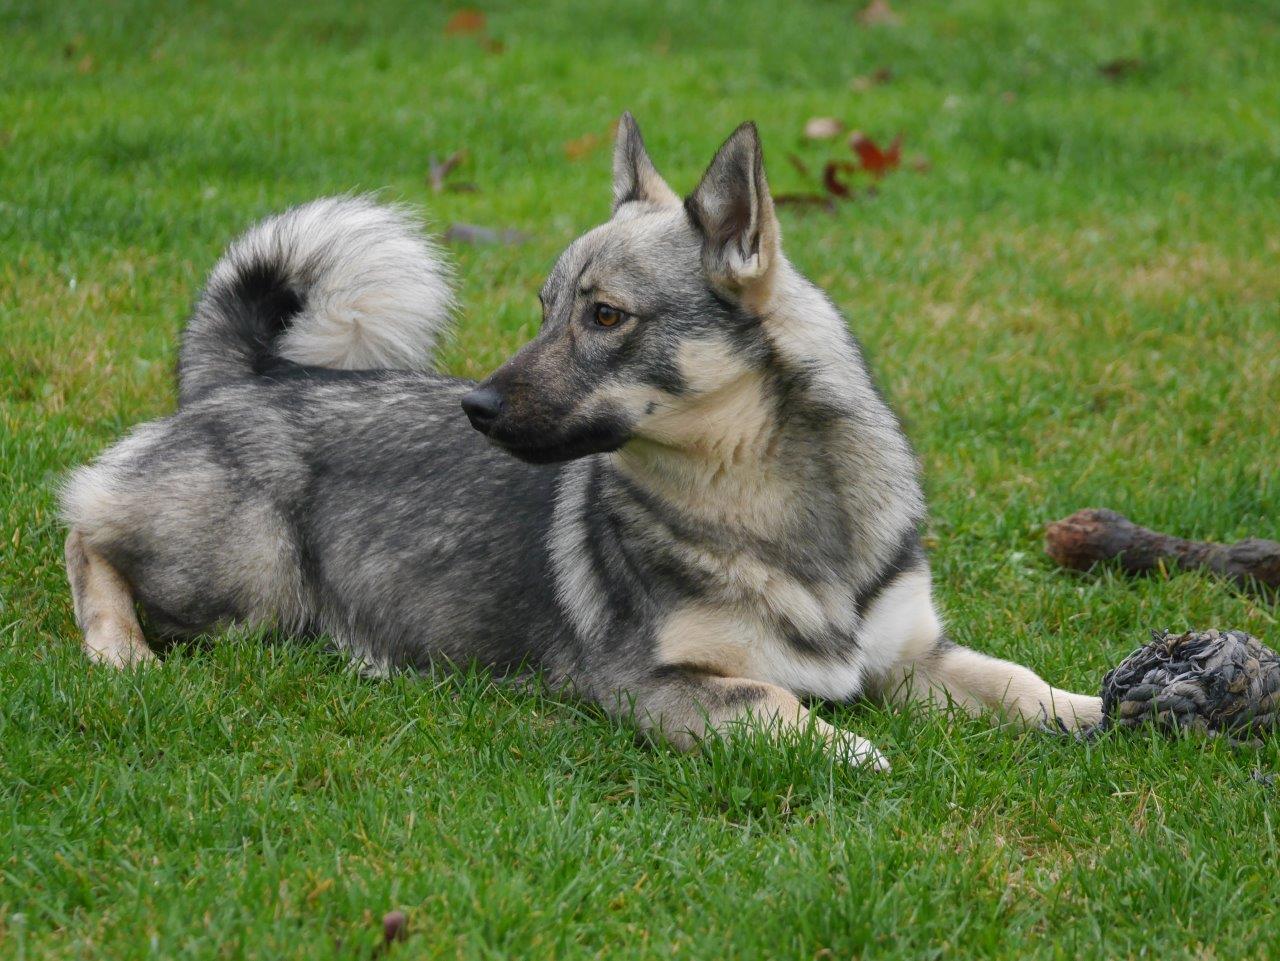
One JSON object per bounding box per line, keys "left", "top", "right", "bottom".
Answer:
{"left": 1045, "top": 508, "right": 1280, "bottom": 593}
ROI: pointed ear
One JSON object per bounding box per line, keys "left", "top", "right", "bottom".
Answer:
{"left": 612, "top": 112, "right": 679, "bottom": 212}
{"left": 685, "top": 122, "right": 781, "bottom": 299}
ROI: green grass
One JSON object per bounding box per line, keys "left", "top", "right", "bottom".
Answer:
{"left": 3, "top": 1, "right": 1279, "bottom": 957}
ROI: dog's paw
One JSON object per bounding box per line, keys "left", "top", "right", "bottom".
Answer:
{"left": 818, "top": 722, "right": 890, "bottom": 772}
{"left": 84, "top": 621, "right": 157, "bottom": 670}
{"left": 1048, "top": 693, "right": 1104, "bottom": 732}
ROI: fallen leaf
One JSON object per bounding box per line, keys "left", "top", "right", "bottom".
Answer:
{"left": 444, "top": 223, "right": 529, "bottom": 246}
{"left": 482, "top": 36, "right": 505, "bottom": 54}
{"left": 76, "top": 54, "right": 94, "bottom": 74}
{"left": 444, "top": 9, "right": 486, "bottom": 35}
{"left": 428, "top": 149, "right": 469, "bottom": 192}
{"left": 786, "top": 153, "right": 813, "bottom": 178}
{"left": 857, "top": 0, "right": 900, "bottom": 27}
{"left": 804, "top": 117, "right": 844, "bottom": 141}
{"left": 822, "top": 160, "right": 858, "bottom": 198}
{"left": 563, "top": 131, "right": 602, "bottom": 160}
{"left": 908, "top": 153, "right": 931, "bottom": 173}
{"left": 1098, "top": 57, "right": 1143, "bottom": 80}
{"left": 849, "top": 133, "right": 901, "bottom": 177}
{"left": 851, "top": 66, "right": 893, "bottom": 91}
{"left": 775, "top": 193, "right": 836, "bottom": 212}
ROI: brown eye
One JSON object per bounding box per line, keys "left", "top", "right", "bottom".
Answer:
{"left": 593, "top": 303, "right": 625, "bottom": 328}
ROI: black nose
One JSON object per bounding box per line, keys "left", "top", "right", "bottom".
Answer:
{"left": 461, "top": 386, "right": 504, "bottom": 434}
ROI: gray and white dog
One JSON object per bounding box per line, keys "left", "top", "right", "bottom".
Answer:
{"left": 62, "top": 115, "right": 1101, "bottom": 769}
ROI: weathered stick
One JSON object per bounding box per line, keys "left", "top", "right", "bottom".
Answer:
{"left": 1045, "top": 508, "right": 1280, "bottom": 592}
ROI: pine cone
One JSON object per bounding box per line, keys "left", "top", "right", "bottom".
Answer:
{"left": 1100, "top": 629, "right": 1280, "bottom": 737}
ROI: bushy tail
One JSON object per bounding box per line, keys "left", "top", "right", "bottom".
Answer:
{"left": 177, "top": 196, "right": 455, "bottom": 404}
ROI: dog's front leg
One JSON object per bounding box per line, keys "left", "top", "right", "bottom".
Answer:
{"left": 605, "top": 666, "right": 889, "bottom": 771}
{"left": 880, "top": 639, "right": 1102, "bottom": 731}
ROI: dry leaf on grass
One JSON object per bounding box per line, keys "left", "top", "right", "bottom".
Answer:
{"left": 851, "top": 66, "right": 893, "bottom": 91}
{"left": 563, "top": 131, "right": 603, "bottom": 160}
{"left": 786, "top": 153, "right": 813, "bottom": 178}
{"left": 427, "top": 150, "right": 472, "bottom": 193}
{"left": 857, "top": 0, "right": 901, "bottom": 27}
{"left": 803, "top": 117, "right": 844, "bottom": 141}
{"left": 774, "top": 193, "right": 836, "bottom": 212}
{"left": 443, "top": 9, "right": 503, "bottom": 52}
{"left": 1098, "top": 57, "right": 1144, "bottom": 80}
{"left": 444, "top": 9, "right": 486, "bottom": 35}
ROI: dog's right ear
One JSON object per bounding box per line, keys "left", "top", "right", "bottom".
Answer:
{"left": 612, "top": 112, "right": 679, "bottom": 213}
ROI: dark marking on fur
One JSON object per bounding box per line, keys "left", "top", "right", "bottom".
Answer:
{"left": 854, "top": 528, "right": 924, "bottom": 616}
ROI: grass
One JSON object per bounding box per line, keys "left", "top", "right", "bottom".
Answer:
{"left": 2, "top": 0, "right": 1279, "bottom": 957}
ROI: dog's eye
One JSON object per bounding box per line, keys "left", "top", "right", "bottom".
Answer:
{"left": 593, "top": 303, "right": 625, "bottom": 328}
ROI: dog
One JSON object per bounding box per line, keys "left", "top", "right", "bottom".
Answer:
{"left": 61, "top": 115, "right": 1102, "bottom": 769}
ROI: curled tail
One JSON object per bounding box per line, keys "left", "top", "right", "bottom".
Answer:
{"left": 178, "top": 196, "right": 454, "bottom": 404}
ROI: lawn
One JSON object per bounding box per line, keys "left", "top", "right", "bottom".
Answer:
{"left": 2, "top": 1, "right": 1279, "bottom": 957}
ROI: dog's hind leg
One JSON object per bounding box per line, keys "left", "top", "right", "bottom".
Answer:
{"left": 64, "top": 528, "right": 155, "bottom": 668}
{"left": 881, "top": 639, "right": 1102, "bottom": 731}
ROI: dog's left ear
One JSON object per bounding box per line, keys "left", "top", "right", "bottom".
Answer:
{"left": 613, "top": 112, "right": 679, "bottom": 212}
{"left": 686, "top": 122, "right": 781, "bottom": 301}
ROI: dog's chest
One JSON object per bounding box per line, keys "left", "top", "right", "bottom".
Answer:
{"left": 655, "top": 549, "right": 869, "bottom": 700}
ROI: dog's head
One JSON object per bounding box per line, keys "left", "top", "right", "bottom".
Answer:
{"left": 461, "top": 114, "right": 786, "bottom": 464}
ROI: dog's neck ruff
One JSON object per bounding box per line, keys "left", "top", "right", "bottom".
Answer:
{"left": 610, "top": 368, "right": 791, "bottom": 535}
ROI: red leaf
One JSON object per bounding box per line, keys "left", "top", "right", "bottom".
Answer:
{"left": 850, "top": 133, "right": 901, "bottom": 178}
{"left": 822, "top": 160, "right": 857, "bottom": 198}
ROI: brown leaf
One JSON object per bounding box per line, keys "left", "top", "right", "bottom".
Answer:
{"left": 563, "top": 131, "right": 602, "bottom": 161}
{"left": 428, "top": 149, "right": 469, "bottom": 192}
{"left": 775, "top": 193, "right": 837, "bottom": 212}
{"left": 822, "top": 160, "right": 858, "bottom": 198}
{"left": 856, "top": 0, "right": 900, "bottom": 27}
{"left": 786, "top": 153, "right": 813, "bottom": 178}
{"left": 851, "top": 66, "right": 893, "bottom": 91}
{"left": 803, "top": 117, "right": 844, "bottom": 141}
{"left": 849, "top": 133, "right": 901, "bottom": 177}
{"left": 76, "top": 54, "right": 94, "bottom": 74}
{"left": 1098, "top": 57, "right": 1143, "bottom": 80}
{"left": 444, "top": 9, "right": 486, "bottom": 35}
